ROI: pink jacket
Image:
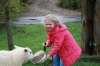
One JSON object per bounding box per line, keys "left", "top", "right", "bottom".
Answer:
{"left": 46, "top": 23, "right": 82, "bottom": 66}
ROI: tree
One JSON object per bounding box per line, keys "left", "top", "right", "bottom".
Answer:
{"left": 5, "top": 0, "right": 14, "bottom": 50}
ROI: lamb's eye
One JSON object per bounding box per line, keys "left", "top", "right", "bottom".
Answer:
{"left": 30, "top": 52, "right": 32, "bottom": 53}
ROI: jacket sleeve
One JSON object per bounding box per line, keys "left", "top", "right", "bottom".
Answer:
{"left": 49, "top": 32, "right": 65, "bottom": 56}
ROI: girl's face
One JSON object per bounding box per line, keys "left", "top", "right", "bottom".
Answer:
{"left": 44, "top": 19, "right": 55, "bottom": 31}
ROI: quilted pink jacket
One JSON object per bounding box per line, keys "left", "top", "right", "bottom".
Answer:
{"left": 46, "top": 23, "right": 82, "bottom": 66}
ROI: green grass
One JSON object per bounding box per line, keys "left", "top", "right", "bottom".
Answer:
{"left": 0, "top": 22, "right": 100, "bottom": 66}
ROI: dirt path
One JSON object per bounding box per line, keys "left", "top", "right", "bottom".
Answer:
{"left": 18, "top": 0, "right": 81, "bottom": 17}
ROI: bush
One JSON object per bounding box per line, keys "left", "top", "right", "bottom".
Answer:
{"left": 59, "top": 0, "right": 78, "bottom": 10}
{"left": 0, "top": 0, "right": 29, "bottom": 23}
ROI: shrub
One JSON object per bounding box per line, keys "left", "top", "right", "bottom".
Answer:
{"left": 0, "top": 0, "right": 29, "bottom": 23}
{"left": 59, "top": 0, "right": 78, "bottom": 10}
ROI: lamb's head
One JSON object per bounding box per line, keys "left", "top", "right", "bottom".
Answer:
{"left": 14, "top": 45, "right": 34, "bottom": 60}
{"left": 24, "top": 47, "right": 34, "bottom": 60}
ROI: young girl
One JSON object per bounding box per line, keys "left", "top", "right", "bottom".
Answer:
{"left": 42, "top": 14, "right": 82, "bottom": 66}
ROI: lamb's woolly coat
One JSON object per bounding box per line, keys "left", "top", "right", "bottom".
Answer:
{"left": 0, "top": 46, "right": 34, "bottom": 66}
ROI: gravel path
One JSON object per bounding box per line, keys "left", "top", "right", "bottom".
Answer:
{"left": 13, "top": 0, "right": 81, "bottom": 25}
{"left": 17, "top": 0, "right": 81, "bottom": 17}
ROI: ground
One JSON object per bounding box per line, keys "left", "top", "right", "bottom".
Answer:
{"left": 18, "top": 0, "right": 81, "bottom": 17}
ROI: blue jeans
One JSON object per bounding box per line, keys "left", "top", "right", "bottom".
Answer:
{"left": 53, "top": 53, "right": 64, "bottom": 66}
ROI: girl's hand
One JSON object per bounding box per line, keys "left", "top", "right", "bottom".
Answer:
{"left": 46, "top": 54, "right": 50, "bottom": 60}
{"left": 42, "top": 43, "right": 47, "bottom": 47}
{"left": 42, "top": 42, "right": 51, "bottom": 47}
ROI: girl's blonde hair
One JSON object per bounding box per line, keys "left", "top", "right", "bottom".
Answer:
{"left": 44, "top": 14, "right": 60, "bottom": 25}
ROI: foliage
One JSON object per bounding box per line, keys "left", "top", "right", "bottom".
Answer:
{"left": 59, "top": 0, "right": 78, "bottom": 10}
{"left": 0, "top": 0, "right": 29, "bottom": 23}
{"left": 9, "top": 0, "right": 25, "bottom": 14}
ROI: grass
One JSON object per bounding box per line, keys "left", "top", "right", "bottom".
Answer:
{"left": 0, "top": 22, "right": 100, "bottom": 66}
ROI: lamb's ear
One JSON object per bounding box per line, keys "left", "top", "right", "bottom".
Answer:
{"left": 24, "top": 49, "right": 28, "bottom": 52}
{"left": 14, "top": 45, "right": 22, "bottom": 49}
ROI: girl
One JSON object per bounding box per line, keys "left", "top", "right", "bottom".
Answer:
{"left": 42, "top": 14, "right": 82, "bottom": 66}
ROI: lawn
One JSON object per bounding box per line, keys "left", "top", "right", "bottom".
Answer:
{"left": 0, "top": 22, "right": 100, "bottom": 66}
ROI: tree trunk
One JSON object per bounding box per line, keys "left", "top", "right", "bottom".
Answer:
{"left": 81, "top": 0, "right": 95, "bottom": 55}
{"left": 5, "top": 1, "right": 14, "bottom": 50}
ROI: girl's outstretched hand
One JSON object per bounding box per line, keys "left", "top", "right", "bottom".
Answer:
{"left": 42, "top": 43, "right": 47, "bottom": 47}
{"left": 46, "top": 54, "right": 50, "bottom": 60}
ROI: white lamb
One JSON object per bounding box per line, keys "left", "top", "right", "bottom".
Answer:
{"left": 0, "top": 45, "right": 34, "bottom": 66}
